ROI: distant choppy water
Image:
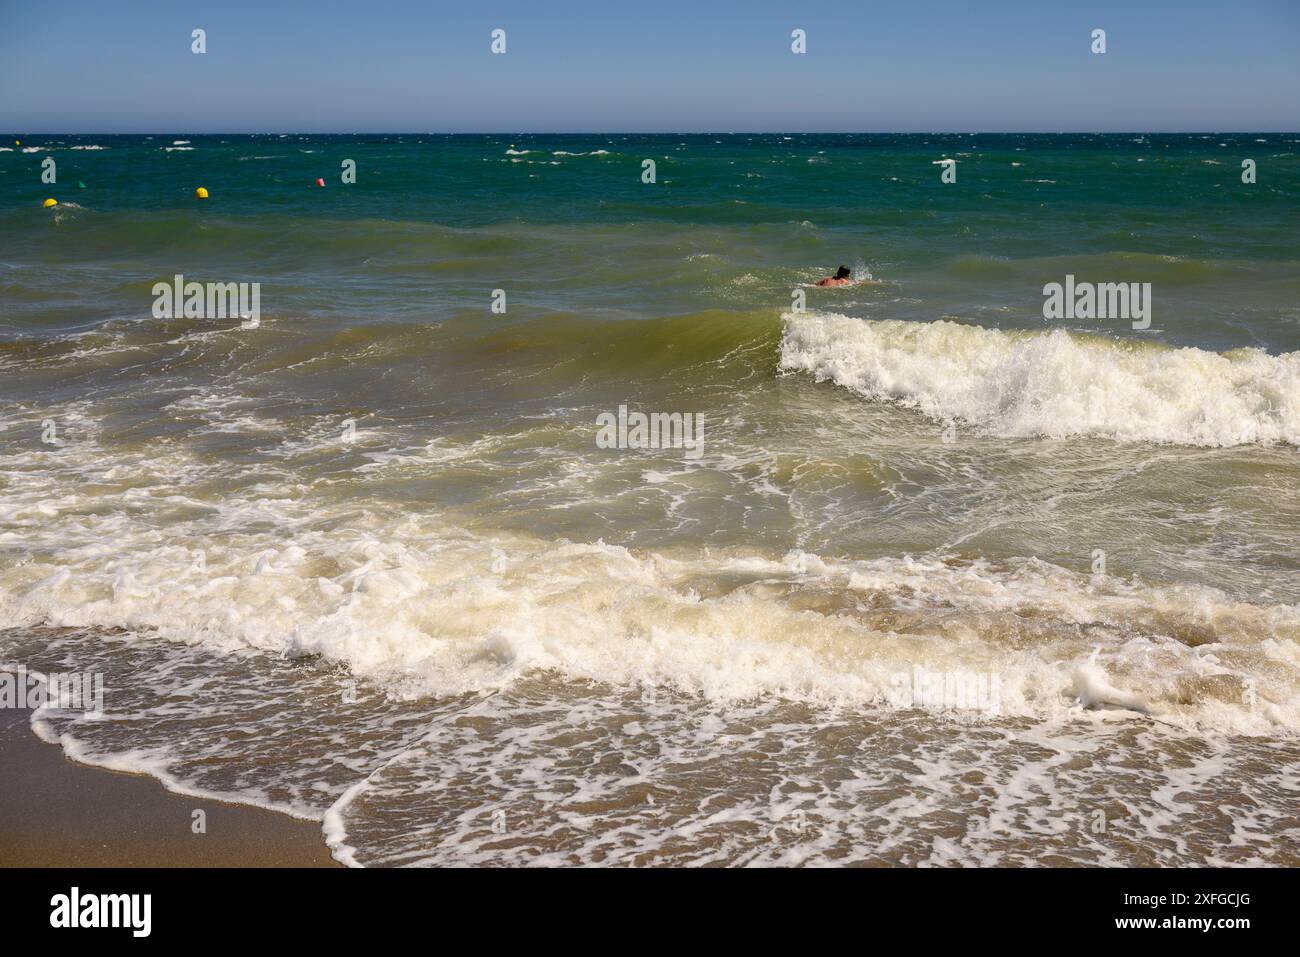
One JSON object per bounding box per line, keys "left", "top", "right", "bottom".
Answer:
{"left": 1, "top": 133, "right": 1298, "bottom": 866}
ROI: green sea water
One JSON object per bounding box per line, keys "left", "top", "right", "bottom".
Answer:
{"left": 1, "top": 133, "right": 1298, "bottom": 866}
{"left": 4, "top": 134, "right": 1300, "bottom": 345}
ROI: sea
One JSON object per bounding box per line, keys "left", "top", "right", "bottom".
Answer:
{"left": 1, "top": 132, "right": 1298, "bottom": 865}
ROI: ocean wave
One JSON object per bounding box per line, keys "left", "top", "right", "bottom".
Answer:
{"left": 0, "top": 445, "right": 1296, "bottom": 735}
{"left": 16, "top": 610, "right": 1296, "bottom": 867}
{"left": 4, "top": 361, "right": 1298, "bottom": 865}
{"left": 780, "top": 312, "right": 1300, "bottom": 446}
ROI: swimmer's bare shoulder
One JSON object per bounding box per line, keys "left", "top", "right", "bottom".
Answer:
{"left": 815, "top": 264, "right": 879, "bottom": 287}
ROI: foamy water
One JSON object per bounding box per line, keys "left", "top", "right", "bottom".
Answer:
{"left": 780, "top": 312, "right": 1300, "bottom": 447}
{"left": 2, "top": 374, "right": 1297, "bottom": 865}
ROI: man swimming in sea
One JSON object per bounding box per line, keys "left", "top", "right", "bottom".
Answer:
{"left": 816, "top": 265, "right": 853, "bottom": 286}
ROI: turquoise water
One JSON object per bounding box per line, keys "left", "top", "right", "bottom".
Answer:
{"left": 6, "top": 133, "right": 1299, "bottom": 345}
{"left": 2, "top": 133, "right": 1298, "bottom": 866}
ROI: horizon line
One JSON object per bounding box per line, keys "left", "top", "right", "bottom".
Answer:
{"left": 7, "top": 130, "right": 1298, "bottom": 136}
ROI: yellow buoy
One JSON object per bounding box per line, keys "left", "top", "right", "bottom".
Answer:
{"left": 42, "top": 198, "right": 58, "bottom": 208}
{"left": 195, "top": 186, "right": 209, "bottom": 199}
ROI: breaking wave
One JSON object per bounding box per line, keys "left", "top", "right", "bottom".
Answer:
{"left": 780, "top": 312, "right": 1300, "bottom": 446}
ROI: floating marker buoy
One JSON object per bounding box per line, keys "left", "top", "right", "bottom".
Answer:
{"left": 195, "top": 186, "right": 209, "bottom": 199}
{"left": 77, "top": 181, "right": 86, "bottom": 189}
{"left": 42, "top": 197, "right": 57, "bottom": 208}
{"left": 315, "top": 178, "right": 325, "bottom": 187}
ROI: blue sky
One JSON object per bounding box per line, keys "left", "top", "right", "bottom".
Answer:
{"left": 1, "top": 0, "right": 1297, "bottom": 132}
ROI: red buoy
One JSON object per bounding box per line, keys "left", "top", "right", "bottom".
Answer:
{"left": 315, "top": 178, "right": 325, "bottom": 188}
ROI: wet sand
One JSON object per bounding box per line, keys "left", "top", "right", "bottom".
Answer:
{"left": 0, "top": 707, "right": 339, "bottom": 867}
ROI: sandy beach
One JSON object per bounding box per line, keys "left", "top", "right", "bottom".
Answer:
{"left": 0, "top": 707, "right": 337, "bottom": 867}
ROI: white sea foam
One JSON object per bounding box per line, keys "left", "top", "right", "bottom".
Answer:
{"left": 780, "top": 312, "right": 1300, "bottom": 447}
{"left": 22, "top": 621, "right": 1292, "bottom": 867}
{"left": 1, "top": 457, "right": 1295, "bottom": 735}
{"left": 316, "top": 677, "right": 1298, "bottom": 866}
{"left": 4, "top": 398, "right": 1298, "bottom": 866}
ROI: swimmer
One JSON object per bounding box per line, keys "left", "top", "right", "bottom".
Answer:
{"left": 816, "top": 265, "right": 853, "bottom": 287}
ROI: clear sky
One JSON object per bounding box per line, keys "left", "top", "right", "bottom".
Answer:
{"left": 1, "top": 0, "right": 1297, "bottom": 133}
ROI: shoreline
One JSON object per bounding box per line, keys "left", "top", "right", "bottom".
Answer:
{"left": 0, "top": 707, "right": 340, "bottom": 868}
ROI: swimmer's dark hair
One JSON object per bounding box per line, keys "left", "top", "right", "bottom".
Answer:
{"left": 834, "top": 265, "right": 851, "bottom": 280}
